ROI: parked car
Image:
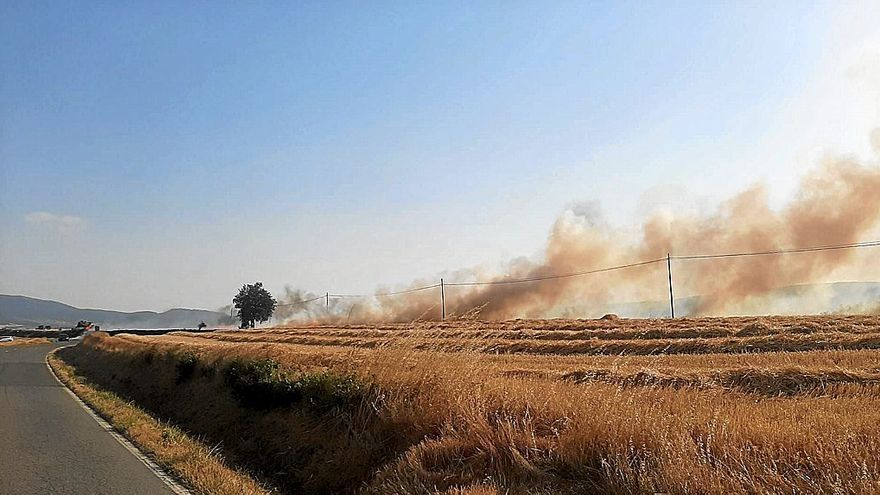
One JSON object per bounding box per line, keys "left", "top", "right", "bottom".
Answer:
{"left": 57, "top": 333, "right": 70, "bottom": 342}
{"left": 0, "top": 336, "right": 13, "bottom": 343}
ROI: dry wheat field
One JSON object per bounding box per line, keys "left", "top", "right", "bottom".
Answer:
{"left": 64, "top": 315, "right": 880, "bottom": 494}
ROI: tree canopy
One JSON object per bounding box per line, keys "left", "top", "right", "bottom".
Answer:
{"left": 233, "top": 282, "right": 276, "bottom": 328}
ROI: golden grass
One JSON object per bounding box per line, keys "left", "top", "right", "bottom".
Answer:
{"left": 48, "top": 350, "right": 270, "bottom": 495}
{"left": 169, "top": 315, "right": 880, "bottom": 356}
{"left": 61, "top": 316, "right": 880, "bottom": 494}
{"left": 0, "top": 337, "right": 50, "bottom": 347}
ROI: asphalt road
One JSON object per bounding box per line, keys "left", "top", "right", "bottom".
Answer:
{"left": 0, "top": 343, "right": 175, "bottom": 494}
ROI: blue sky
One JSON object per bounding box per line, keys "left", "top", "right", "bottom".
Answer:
{"left": 2, "top": 1, "right": 879, "bottom": 311}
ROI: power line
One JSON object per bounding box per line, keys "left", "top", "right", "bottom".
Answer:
{"left": 444, "top": 257, "right": 666, "bottom": 287}
{"left": 329, "top": 283, "right": 441, "bottom": 299}
{"left": 276, "top": 295, "right": 324, "bottom": 307}
{"left": 279, "top": 238, "right": 880, "bottom": 305}
{"left": 673, "top": 239, "right": 880, "bottom": 261}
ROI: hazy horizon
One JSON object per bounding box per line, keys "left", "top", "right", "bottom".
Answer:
{"left": 3, "top": 1, "right": 880, "bottom": 313}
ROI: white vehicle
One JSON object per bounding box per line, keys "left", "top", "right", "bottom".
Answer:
{"left": 0, "top": 336, "right": 13, "bottom": 343}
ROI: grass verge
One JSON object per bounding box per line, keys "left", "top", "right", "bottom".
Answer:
{"left": 47, "top": 349, "right": 271, "bottom": 495}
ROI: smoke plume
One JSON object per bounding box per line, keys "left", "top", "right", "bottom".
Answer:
{"left": 279, "top": 137, "right": 880, "bottom": 322}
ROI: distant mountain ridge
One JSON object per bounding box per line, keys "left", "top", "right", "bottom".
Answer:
{"left": 0, "top": 294, "right": 233, "bottom": 329}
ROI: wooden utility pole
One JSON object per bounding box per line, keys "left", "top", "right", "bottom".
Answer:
{"left": 667, "top": 253, "right": 675, "bottom": 318}
{"left": 440, "top": 278, "right": 446, "bottom": 320}
{"left": 326, "top": 292, "right": 329, "bottom": 309}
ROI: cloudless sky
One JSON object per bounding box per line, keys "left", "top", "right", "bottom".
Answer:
{"left": 2, "top": 1, "right": 879, "bottom": 311}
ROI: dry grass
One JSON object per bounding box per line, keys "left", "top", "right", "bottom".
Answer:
{"left": 170, "top": 315, "right": 880, "bottom": 355}
{"left": 48, "top": 350, "right": 270, "bottom": 495}
{"left": 0, "top": 337, "right": 50, "bottom": 347}
{"left": 58, "top": 316, "right": 880, "bottom": 494}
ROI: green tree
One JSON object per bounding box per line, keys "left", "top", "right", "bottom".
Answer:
{"left": 233, "top": 282, "right": 276, "bottom": 328}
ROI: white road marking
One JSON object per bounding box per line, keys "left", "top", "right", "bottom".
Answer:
{"left": 45, "top": 347, "right": 192, "bottom": 495}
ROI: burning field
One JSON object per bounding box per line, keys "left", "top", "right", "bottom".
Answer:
{"left": 55, "top": 315, "right": 880, "bottom": 494}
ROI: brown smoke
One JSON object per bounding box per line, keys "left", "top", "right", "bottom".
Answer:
{"left": 681, "top": 156, "right": 880, "bottom": 314}
{"left": 281, "top": 138, "right": 880, "bottom": 322}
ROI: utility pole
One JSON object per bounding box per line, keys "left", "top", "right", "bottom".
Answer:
{"left": 440, "top": 278, "right": 446, "bottom": 320}
{"left": 666, "top": 252, "right": 675, "bottom": 318}
{"left": 326, "top": 292, "right": 329, "bottom": 309}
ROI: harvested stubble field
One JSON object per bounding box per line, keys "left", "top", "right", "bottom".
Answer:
{"left": 59, "top": 315, "right": 880, "bottom": 494}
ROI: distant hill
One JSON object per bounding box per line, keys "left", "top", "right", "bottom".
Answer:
{"left": 0, "top": 294, "right": 233, "bottom": 329}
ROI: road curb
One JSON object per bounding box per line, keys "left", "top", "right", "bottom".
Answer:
{"left": 45, "top": 346, "right": 192, "bottom": 495}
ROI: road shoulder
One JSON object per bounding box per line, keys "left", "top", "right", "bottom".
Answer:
{"left": 48, "top": 348, "right": 269, "bottom": 495}
{"left": 46, "top": 347, "right": 191, "bottom": 494}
